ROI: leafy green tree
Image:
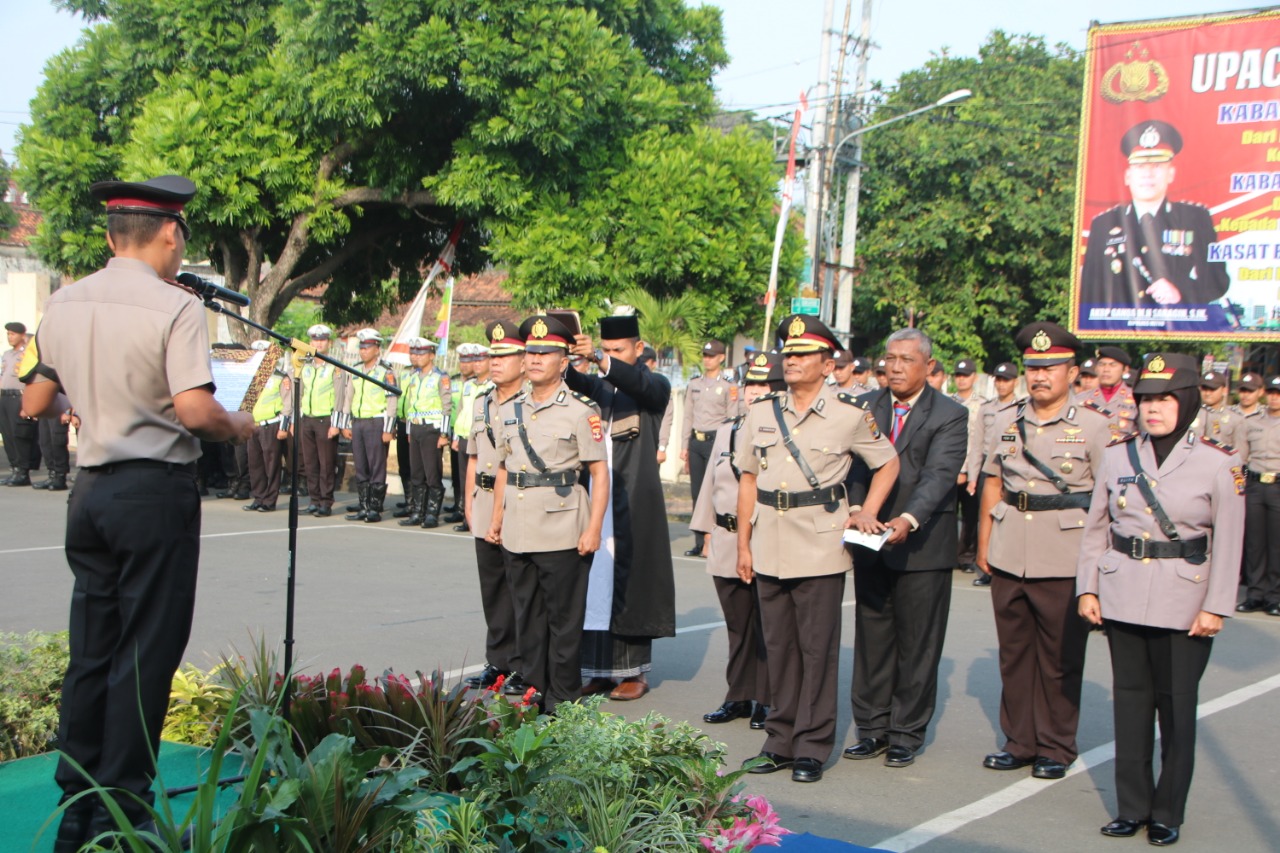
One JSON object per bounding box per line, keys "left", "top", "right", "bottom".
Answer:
{"left": 851, "top": 32, "right": 1082, "bottom": 366}
{"left": 0, "top": 157, "right": 16, "bottom": 239}
{"left": 18, "top": 0, "right": 744, "bottom": 338}
{"left": 613, "top": 286, "right": 707, "bottom": 372}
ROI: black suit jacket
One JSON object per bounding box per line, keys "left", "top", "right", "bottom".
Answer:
{"left": 847, "top": 385, "right": 968, "bottom": 572}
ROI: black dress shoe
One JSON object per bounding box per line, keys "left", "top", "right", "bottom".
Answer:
{"left": 465, "top": 664, "right": 507, "bottom": 689}
{"left": 53, "top": 796, "right": 96, "bottom": 853}
{"left": 1032, "top": 756, "right": 1068, "bottom": 779}
{"left": 750, "top": 703, "right": 768, "bottom": 729}
{"left": 257, "top": 504, "right": 276, "bottom": 512}
{"left": 1268, "top": 602, "right": 1280, "bottom": 617}
{"left": 683, "top": 547, "right": 705, "bottom": 557}
{"left": 983, "top": 751, "right": 1034, "bottom": 771}
{"left": 1236, "top": 598, "right": 1267, "bottom": 613}
{"left": 1101, "top": 818, "right": 1149, "bottom": 837}
{"left": 302, "top": 504, "right": 319, "bottom": 514}
{"left": 502, "top": 672, "right": 531, "bottom": 695}
{"left": 453, "top": 521, "right": 470, "bottom": 532}
{"left": 791, "top": 757, "right": 823, "bottom": 783}
{"left": 745, "top": 751, "right": 794, "bottom": 774}
{"left": 973, "top": 573, "right": 992, "bottom": 587}
{"left": 884, "top": 744, "right": 916, "bottom": 768}
{"left": 703, "top": 700, "right": 753, "bottom": 724}
{"left": 242, "top": 501, "right": 262, "bottom": 511}
{"left": 842, "top": 737, "right": 889, "bottom": 760}
{"left": 1146, "top": 822, "right": 1179, "bottom": 846}
{"left": 313, "top": 506, "right": 332, "bottom": 517}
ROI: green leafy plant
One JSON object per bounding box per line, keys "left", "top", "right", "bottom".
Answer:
{"left": 162, "top": 663, "right": 234, "bottom": 747}
{"left": 0, "top": 630, "right": 68, "bottom": 761}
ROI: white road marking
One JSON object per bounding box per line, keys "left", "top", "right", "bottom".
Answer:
{"left": 873, "top": 671, "right": 1280, "bottom": 852}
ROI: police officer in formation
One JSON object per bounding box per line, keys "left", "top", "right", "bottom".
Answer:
{"left": 1193, "top": 370, "right": 1230, "bottom": 440}
{"left": 452, "top": 343, "right": 494, "bottom": 531}
{"left": 336, "top": 328, "right": 398, "bottom": 523}
{"left": 487, "top": 315, "right": 609, "bottom": 712}
{"left": 293, "top": 324, "right": 344, "bottom": 517}
{"left": 951, "top": 358, "right": 987, "bottom": 571}
{"left": 966, "top": 362, "right": 1023, "bottom": 587}
{"left": 1235, "top": 375, "right": 1280, "bottom": 617}
{"left": 243, "top": 341, "right": 289, "bottom": 512}
{"left": 1076, "top": 345, "right": 1138, "bottom": 440}
{"left": 1, "top": 321, "right": 41, "bottom": 485}
{"left": 396, "top": 336, "right": 452, "bottom": 527}
{"left": 976, "top": 322, "right": 1111, "bottom": 780}
{"left": 681, "top": 339, "right": 740, "bottom": 557}
{"left": 737, "top": 315, "right": 899, "bottom": 783}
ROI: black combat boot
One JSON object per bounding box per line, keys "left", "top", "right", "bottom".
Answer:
{"left": 365, "top": 483, "right": 387, "bottom": 523}
{"left": 422, "top": 486, "right": 444, "bottom": 528}
{"left": 6, "top": 469, "right": 31, "bottom": 487}
{"left": 399, "top": 484, "right": 426, "bottom": 526}
{"left": 345, "top": 484, "right": 369, "bottom": 521}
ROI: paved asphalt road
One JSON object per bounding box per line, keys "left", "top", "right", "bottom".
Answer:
{"left": 3, "top": 479, "right": 1279, "bottom": 852}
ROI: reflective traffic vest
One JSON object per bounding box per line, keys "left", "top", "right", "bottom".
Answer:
{"left": 402, "top": 368, "right": 448, "bottom": 430}
{"left": 454, "top": 378, "right": 494, "bottom": 440}
{"left": 299, "top": 361, "right": 336, "bottom": 417}
{"left": 252, "top": 374, "right": 285, "bottom": 423}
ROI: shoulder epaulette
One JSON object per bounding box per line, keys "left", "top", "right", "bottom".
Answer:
{"left": 753, "top": 391, "right": 781, "bottom": 404}
{"left": 568, "top": 389, "right": 601, "bottom": 412}
{"left": 836, "top": 392, "right": 860, "bottom": 406}
{"left": 1078, "top": 400, "right": 1107, "bottom": 416}
{"left": 1200, "top": 435, "right": 1237, "bottom": 454}
{"left": 1107, "top": 432, "right": 1138, "bottom": 447}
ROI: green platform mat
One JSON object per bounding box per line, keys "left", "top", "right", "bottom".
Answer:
{"left": 0, "top": 742, "right": 246, "bottom": 852}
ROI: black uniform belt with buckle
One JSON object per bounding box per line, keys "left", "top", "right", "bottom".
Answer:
{"left": 506, "top": 470, "right": 577, "bottom": 489}
{"left": 80, "top": 459, "right": 197, "bottom": 475}
{"left": 1247, "top": 468, "right": 1279, "bottom": 485}
{"left": 0, "top": 389, "right": 21, "bottom": 397}
{"left": 1003, "top": 488, "right": 1092, "bottom": 511}
{"left": 1112, "top": 532, "right": 1208, "bottom": 561}
{"left": 692, "top": 429, "right": 717, "bottom": 442}
{"left": 475, "top": 472, "right": 496, "bottom": 491}
{"left": 756, "top": 483, "right": 846, "bottom": 510}
{"left": 715, "top": 512, "right": 738, "bottom": 532}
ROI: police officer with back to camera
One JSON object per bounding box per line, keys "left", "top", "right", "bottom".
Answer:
{"left": 736, "top": 314, "right": 899, "bottom": 784}
{"left": 681, "top": 339, "right": 740, "bottom": 556}
{"left": 976, "top": 322, "right": 1111, "bottom": 781}
{"left": 19, "top": 175, "right": 255, "bottom": 849}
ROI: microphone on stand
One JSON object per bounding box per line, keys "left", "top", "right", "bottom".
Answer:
{"left": 176, "top": 272, "right": 251, "bottom": 307}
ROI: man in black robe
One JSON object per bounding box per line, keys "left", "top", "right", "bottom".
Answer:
{"left": 567, "top": 315, "right": 676, "bottom": 700}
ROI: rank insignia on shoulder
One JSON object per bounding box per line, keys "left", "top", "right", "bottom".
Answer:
{"left": 1108, "top": 433, "right": 1137, "bottom": 446}
{"left": 1231, "top": 465, "right": 1246, "bottom": 495}
{"left": 1079, "top": 400, "right": 1105, "bottom": 415}
{"left": 754, "top": 391, "right": 781, "bottom": 404}
{"left": 1199, "top": 436, "right": 1236, "bottom": 454}
{"left": 556, "top": 390, "right": 566, "bottom": 403}
{"left": 836, "top": 392, "right": 857, "bottom": 405}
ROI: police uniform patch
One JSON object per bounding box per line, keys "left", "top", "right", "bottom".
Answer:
{"left": 1231, "top": 465, "right": 1246, "bottom": 495}
{"left": 863, "top": 411, "right": 880, "bottom": 440}
{"left": 588, "top": 414, "right": 603, "bottom": 442}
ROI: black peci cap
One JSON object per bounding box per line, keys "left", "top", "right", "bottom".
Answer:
{"left": 1133, "top": 353, "right": 1200, "bottom": 395}
{"left": 5, "top": 322, "right": 26, "bottom": 334}
{"left": 599, "top": 315, "right": 640, "bottom": 340}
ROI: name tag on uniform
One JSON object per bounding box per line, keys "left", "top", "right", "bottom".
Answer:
{"left": 757, "top": 426, "right": 777, "bottom": 433}
{"left": 504, "top": 419, "right": 518, "bottom": 425}
{"left": 1001, "top": 434, "right": 1017, "bottom": 442}
{"left": 1118, "top": 476, "right": 1138, "bottom": 484}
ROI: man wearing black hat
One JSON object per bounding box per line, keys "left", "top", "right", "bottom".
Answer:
{"left": 1196, "top": 370, "right": 1233, "bottom": 440}
{"left": 1076, "top": 346, "right": 1138, "bottom": 440}
{"left": 976, "top": 322, "right": 1111, "bottom": 780}
{"left": 1080, "top": 120, "right": 1230, "bottom": 309}
{"left": 681, "top": 340, "right": 739, "bottom": 557}
{"left": 569, "top": 315, "right": 676, "bottom": 700}
{"left": 1072, "top": 357, "right": 1100, "bottom": 401}
{"left": 842, "top": 328, "right": 967, "bottom": 771}
{"left": 739, "top": 315, "right": 899, "bottom": 782}
{"left": 20, "top": 175, "right": 256, "bottom": 847}
{"left": 1, "top": 321, "right": 42, "bottom": 485}
{"left": 1235, "top": 375, "right": 1280, "bottom": 616}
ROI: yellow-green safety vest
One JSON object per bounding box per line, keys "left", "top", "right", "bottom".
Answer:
{"left": 252, "top": 374, "right": 285, "bottom": 423}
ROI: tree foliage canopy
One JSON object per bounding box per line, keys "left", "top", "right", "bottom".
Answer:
{"left": 0, "top": 157, "right": 16, "bottom": 238}
{"left": 852, "top": 32, "right": 1083, "bottom": 367}
{"left": 18, "top": 0, "right": 799, "bottom": 342}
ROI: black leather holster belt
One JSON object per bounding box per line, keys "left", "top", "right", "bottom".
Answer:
{"left": 756, "top": 483, "right": 846, "bottom": 511}
{"left": 1003, "top": 488, "right": 1092, "bottom": 511}
{"left": 1247, "top": 468, "right": 1279, "bottom": 485}
{"left": 1112, "top": 532, "right": 1208, "bottom": 562}
{"left": 506, "top": 470, "right": 576, "bottom": 489}
{"left": 715, "top": 512, "right": 738, "bottom": 532}
{"left": 692, "top": 429, "right": 717, "bottom": 442}
{"left": 475, "top": 472, "right": 496, "bottom": 491}
{"left": 81, "top": 459, "right": 197, "bottom": 475}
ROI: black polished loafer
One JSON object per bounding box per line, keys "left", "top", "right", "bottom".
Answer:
{"left": 242, "top": 501, "right": 262, "bottom": 511}
{"left": 1101, "top": 818, "right": 1149, "bottom": 837}
{"left": 703, "top": 700, "right": 753, "bottom": 724}
{"left": 972, "top": 573, "right": 992, "bottom": 587}
{"left": 884, "top": 745, "right": 916, "bottom": 768}
{"left": 983, "top": 751, "right": 1034, "bottom": 771}
{"left": 791, "top": 757, "right": 823, "bottom": 783}
{"left": 842, "top": 737, "right": 889, "bottom": 760}
{"left": 1032, "top": 757, "right": 1068, "bottom": 779}
{"left": 744, "top": 752, "right": 794, "bottom": 774}
{"left": 1236, "top": 598, "right": 1267, "bottom": 612}
{"left": 1147, "top": 822, "right": 1179, "bottom": 846}
{"left": 750, "top": 703, "right": 768, "bottom": 730}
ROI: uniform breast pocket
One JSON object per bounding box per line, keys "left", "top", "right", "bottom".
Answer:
{"left": 544, "top": 489, "right": 580, "bottom": 513}
{"left": 989, "top": 501, "right": 1009, "bottom": 522}
{"left": 1174, "top": 562, "right": 1207, "bottom": 584}
{"left": 752, "top": 433, "right": 778, "bottom": 461}
{"left": 539, "top": 429, "right": 576, "bottom": 466}
{"left": 1056, "top": 508, "right": 1087, "bottom": 531}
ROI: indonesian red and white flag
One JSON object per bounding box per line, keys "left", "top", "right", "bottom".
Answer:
{"left": 386, "top": 222, "right": 464, "bottom": 365}
{"left": 763, "top": 94, "right": 806, "bottom": 343}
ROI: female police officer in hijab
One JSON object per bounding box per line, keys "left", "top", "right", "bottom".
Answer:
{"left": 1076, "top": 353, "right": 1244, "bottom": 847}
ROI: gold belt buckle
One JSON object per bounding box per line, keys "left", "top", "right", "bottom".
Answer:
{"left": 775, "top": 490, "right": 791, "bottom": 512}
{"left": 1129, "top": 536, "right": 1145, "bottom": 560}
{"left": 1262, "top": 472, "right": 1276, "bottom": 485}
{"left": 695, "top": 430, "right": 707, "bottom": 441}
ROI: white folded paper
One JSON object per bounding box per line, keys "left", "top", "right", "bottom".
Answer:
{"left": 843, "top": 528, "right": 892, "bottom": 550}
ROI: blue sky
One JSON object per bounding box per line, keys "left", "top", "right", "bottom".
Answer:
{"left": 0, "top": 0, "right": 1262, "bottom": 164}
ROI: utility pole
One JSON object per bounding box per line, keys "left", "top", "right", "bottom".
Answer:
{"left": 834, "top": 0, "right": 873, "bottom": 341}
{"left": 803, "top": 0, "right": 836, "bottom": 297}
{"left": 819, "top": 0, "right": 854, "bottom": 325}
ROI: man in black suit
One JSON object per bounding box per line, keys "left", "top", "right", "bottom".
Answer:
{"left": 844, "top": 328, "right": 969, "bottom": 768}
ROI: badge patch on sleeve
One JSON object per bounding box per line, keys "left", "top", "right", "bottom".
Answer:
{"left": 588, "top": 414, "right": 603, "bottom": 442}
{"left": 1231, "top": 465, "right": 1246, "bottom": 496}
{"left": 863, "top": 411, "right": 881, "bottom": 440}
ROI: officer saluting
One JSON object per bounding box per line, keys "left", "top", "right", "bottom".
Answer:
{"left": 736, "top": 315, "right": 899, "bottom": 783}
{"left": 488, "top": 315, "right": 609, "bottom": 712}
{"left": 976, "top": 322, "right": 1111, "bottom": 780}
{"left": 682, "top": 339, "right": 740, "bottom": 557}
{"left": 20, "top": 175, "right": 255, "bottom": 847}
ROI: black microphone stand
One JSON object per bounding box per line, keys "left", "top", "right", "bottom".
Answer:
{"left": 193, "top": 295, "right": 400, "bottom": 719}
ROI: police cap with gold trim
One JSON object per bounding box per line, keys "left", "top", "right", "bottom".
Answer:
{"left": 1121, "top": 120, "right": 1182, "bottom": 164}
{"left": 89, "top": 175, "right": 196, "bottom": 240}
{"left": 519, "top": 315, "right": 573, "bottom": 354}
{"left": 1133, "top": 352, "right": 1199, "bottom": 395}
{"left": 744, "top": 350, "right": 783, "bottom": 385}
{"left": 486, "top": 320, "right": 525, "bottom": 356}
{"left": 776, "top": 313, "right": 840, "bottom": 355}
{"left": 1014, "top": 321, "right": 1080, "bottom": 367}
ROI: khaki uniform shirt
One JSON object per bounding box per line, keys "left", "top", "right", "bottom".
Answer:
{"left": 689, "top": 419, "right": 744, "bottom": 579}
{"left": 682, "top": 371, "right": 741, "bottom": 450}
{"left": 967, "top": 396, "right": 1022, "bottom": 482}
{"left": 1075, "top": 382, "right": 1139, "bottom": 440}
{"left": 952, "top": 390, "right": 988, "bottom": 480}
{"left": 466, "top": 385, "right": 519, "bottom": 539}
{"left": 1227, "top": 405, "right": 1262, "bottom": 451}
{"left": 20, "top": 257, "right": 213, "bottom": 467}
{"left": 1194, "top": 403, "right": 1234, "bottom": 441}
{"left": 495, "top": 382, "right": 607, "bottom": 553}
{"left": 982, "top": 401, "right": 1112, "bottom": 578}
{"left": 1, "top": 344, "right": 26, "bottom": 391}
{"left": 1077, "top": 433, "right": 1244, "bottom": 630}
{"left": 1237, "top": 411, "right": 1280, "bottom": 474}
{"left": 737, "top": 384, "right": 897, "bottom": 579}
{"left": 657, "top": 394, "right": 674, "bottom": 451}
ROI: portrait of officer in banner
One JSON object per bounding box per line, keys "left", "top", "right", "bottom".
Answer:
{"left": 1080, "top": 120, "right": 1230, "bottom": 310}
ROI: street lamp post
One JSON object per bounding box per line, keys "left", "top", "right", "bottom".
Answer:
{"left": 818, "top": 88, "right": 971, "bottom": 339}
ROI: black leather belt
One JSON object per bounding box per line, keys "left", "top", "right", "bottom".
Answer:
{"left": 692, "top": 429, "right": 717, "bottom": 442}
{"left": 756, "top": 483, "right": 846, "bottom": 511}
{"left": 715, "top": 512, "right": 738, "bottom": 532}
{"left": 80, "top": 459, "right": 197, "bottom": 475}
{"left": 1247, "top": 468, "right": 1279, "bottom": 485}
{"left": 475, "top": 472, "right": 496, "bottom": 491}
{"left": 506, "top": 470, "right": 577, "bottom": 489}
{"left": 0, "top": 389, "right": 21, "bottom": 397}
{"left": 1112, "top": 532, "right": 1208, "bottom": 562}
{"left": 1003, "top": 488, "right": 1092, "bottom": 511}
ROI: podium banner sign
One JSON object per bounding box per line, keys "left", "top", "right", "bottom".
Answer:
{"left": 210, "top": 344, "right": 283, "bottom": 412}
{"left": 1071, "top": 9, "right": 1280, "bottom": 340}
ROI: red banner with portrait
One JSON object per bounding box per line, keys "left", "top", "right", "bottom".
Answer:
{"left": 1071, "top": 9, "right": 1280, "bottom": 340}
